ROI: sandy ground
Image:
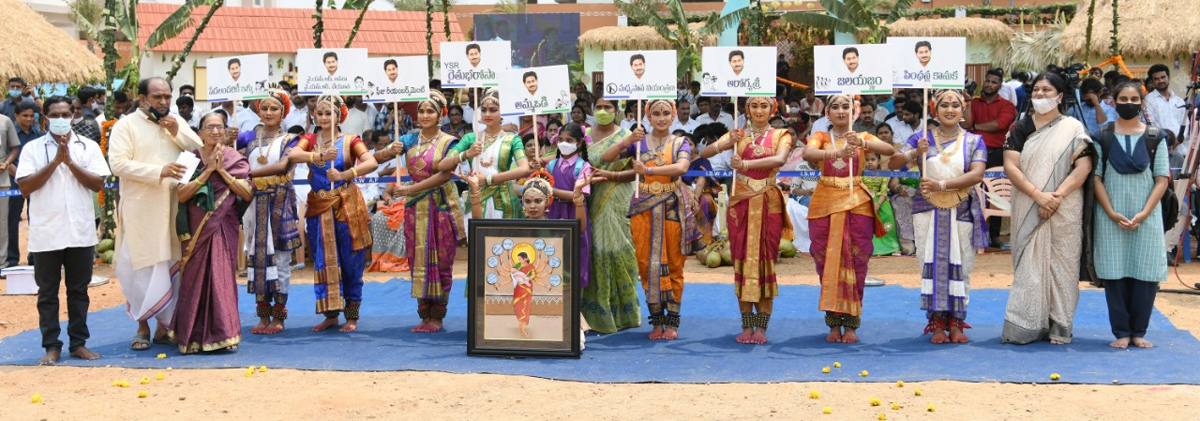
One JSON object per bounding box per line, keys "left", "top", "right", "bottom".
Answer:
{"left": 3, "top": 229, "right": 1200, "bottom": 419}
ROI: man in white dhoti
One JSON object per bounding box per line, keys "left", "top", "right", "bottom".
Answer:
{"left": 108, "top": 78, "right": 203, "bottom": 350}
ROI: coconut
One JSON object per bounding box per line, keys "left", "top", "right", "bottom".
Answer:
{"left": 720, "top": 248, "right": 733, "bottom": 265}
{"left": 780, "top": 240, "right": 798, "bottom": 258}
{"left": 706, "top": 251, "right": 722, "bottom": 268}
{"left": 97, "top": 238, "right": 115, "bottom": 253}
{"left": 101, "top": 250, "right": 115, "bottom": 264}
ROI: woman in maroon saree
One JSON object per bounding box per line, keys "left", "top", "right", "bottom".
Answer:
{"left": 173, "top": 111, "right": 254, "bottom": 353}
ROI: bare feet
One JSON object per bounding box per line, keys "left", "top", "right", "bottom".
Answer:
{"left": 825, "top": 327, "right": 843, "bottom": 343}
{"left": 1110, "top": 337, "right": 1130, "bottom": 349}
{"left": 38, "top": 349, "right": 61, "bottom": 366}
{"left": 519, "top": 324, "right": 530, "bottom": 338}
{"left": 312, "top": 316, "right": 340, "bottom": 332}
{"left": 750, "top": 330, "right": 767, "bottom": 344}
{"left": 949, "top": 327, "right": 969, "bottom": 343}
{"left": 736, "top": 328, "right": 755, "bottom": 344}
{"left": 931, "top": 330, "right": 949, "bottom": 344}
{"left": 648, "top": 325, "right": 665, "bottom": 340}
{"left": 1131, "top": 337, "right": 1153, "bottom": 348}
{"left": 339, "top": 319, "right": 358, "bottom": 332}
{"left": 411, "top": 319, "right": 431, "bottom": 332}
{"left": 70, "top": 347, "right": 100, "bottom": 361}
{"left": 251, "top": 317, "right": 271, "bottom": 335}
{"left": 661, "top": 327, "right": 679, "bottom": 340}
{"left": 840, "top": 328, "right": 859, "bottom": 344}
{"left": 262, "top": 319, "right": 285, "bottom": 335}
{"left": 1050, "top": 339, "right": 1067, "bottom": 345}
{"left": 427, "top": 319, "right": 444, "bottom": 332}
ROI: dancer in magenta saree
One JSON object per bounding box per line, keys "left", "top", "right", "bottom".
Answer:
{"left": 172, "top": 111, "right": 254, "bottom": 354}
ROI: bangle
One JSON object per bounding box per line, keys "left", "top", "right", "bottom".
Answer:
{"left": 573, "top": 195, "right": 585, "bottom": 205}
{"left": 486, "top": 174, "right": 494, "bottom": 186}
{"left": 938, "top": 180, "right": 947, "bottom": 191}
{"left": 192, "top": 179, "right": 203, "bottom": 185}
{"left": 352, "top": 168, "right": 359, "bottom": 178}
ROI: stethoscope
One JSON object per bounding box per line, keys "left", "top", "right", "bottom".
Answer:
{"left": 43, "top": 136, "right": 85, "bottom": 164}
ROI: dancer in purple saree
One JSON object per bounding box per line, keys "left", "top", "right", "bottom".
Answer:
{"left": 173, "top": 111, "right": 253, "bottom": 353}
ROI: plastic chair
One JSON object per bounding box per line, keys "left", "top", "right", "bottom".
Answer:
{"left": 978, "top": 166, "right": 1012, "bottom": 222}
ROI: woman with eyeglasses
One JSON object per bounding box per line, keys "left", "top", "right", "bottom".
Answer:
{"left": 440, "top": 105, "right": 471, "bottom": 139}
{"left": 172, "top": 111, "right": 253, "bottom": 353}
{"left": 235, "top": 86, "right": 303, "bottom": 335}
{"left": 436, "top": 88, "right": 530, "bottom": 219}
{"left": 288, "top": 95, "right": 378, "bottom": 333}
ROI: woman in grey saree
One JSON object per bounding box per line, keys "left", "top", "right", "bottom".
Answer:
{"left": 1000, "top": 73, "right": 1096, "bottom": 345}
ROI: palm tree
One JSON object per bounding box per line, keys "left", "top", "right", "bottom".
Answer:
{"left": 1109, "top": 0, "right": 1120, "bottom": 57}
{"left": 313, "top": 0, "right": 326, "bottom": 47}
{"left": 67, "top": 0, "right": 103, "bottom": 53}
{"left": 782, "top": 0, "right": 916, "bottom": 44}
{"left": 614, "top": 0, "right": 750, "bottom": 80}
{"left": 490, "top": 0, "right": 525, "bottom": 14}
{"left": 1083, "top": 0, "right": 1097, "bottom": 60}
{"left": 389, "top": 0, "right": 451, "bottom": 12}
{"left": 160, "top": 0, "right": 226, "bottom": 83}
{"left": 344, "top": 0, "right": 376, "bottom": 47}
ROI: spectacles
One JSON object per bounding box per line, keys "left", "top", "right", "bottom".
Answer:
{"left": 202, "top": 125, "right": 226, "bottom": 133}
{"left": 449, "top": 113, "right": 462, "bottom": 117}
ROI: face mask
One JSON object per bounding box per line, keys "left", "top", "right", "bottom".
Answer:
{"left": 1115, "top": 103, "right": 1142, "bottom": 120}
{"left": 92, "top": 102, "right": 103, "bottom": 112}
{"left": 1031, "top": 97, "right": 1058, "bottom": 115}
{"left": 147, "top": 106, "right": 169, "bottom": 121}
{"left": 557, "top": 141, "right": 578, "bottom": 156}
{"left": 8, "top": 89, "right": 20, "bottom": 98}
{"left": 594, "top": 109, "right": 615, "bottom": 125}
{"left": 789, "top": 107, "right": 800, "bottom": 114}
{"left": 48, "top": 117, "right": 72, "bottom": 136}
{"left": 71, "top": 116, "right": 83, "bottom": 125}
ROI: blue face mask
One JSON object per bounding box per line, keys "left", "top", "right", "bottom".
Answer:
{"left": 8, "top": 89, "right": 20, "bottom": 98}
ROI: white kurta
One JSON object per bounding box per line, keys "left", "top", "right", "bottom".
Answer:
{"left": 108, "top": 110, "right": 203, "bottom": 321}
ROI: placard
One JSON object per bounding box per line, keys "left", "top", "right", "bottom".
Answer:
{"left": 296, "top": 48, "right": 369, "bottom": 96}
{"left": 700, "top": 46, "right": 776, "bottom": 97}
{"left": 206, "top": 54, "right": 269, "bottom": 102}
{"left": 888, "top": 37, "right": 966, "bottom": 89}
{"left": 363, "top": 56, "right": 430, "bottom": 103}
{"left": 467, "top": 219, "right": 581, "bottom": 359}
{"left": 440, "top": 41, "right": 511, "bottom": 88}
{"left": 500, "top": 65, "right": 571, "bottom": 117}
{"left": 602, "top": 50, "right": 677, "bottom": 100}
{"left": 813, "top": 44, "right": 893, "bottom": 95}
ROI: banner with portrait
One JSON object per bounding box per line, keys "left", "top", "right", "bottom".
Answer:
{"left": 473, "top": 13, "right": 580, "bottom": 68}
{"left": 206, "top": 54, "right": 269, "bottom": 102}
{"left": 700, "top": 46, "right": 776, "bottom": 98}
{"left": 440, "top": 41, "right": 511, "bottom": 88}
{"left": 499, "top": 65, "right": 571, "bottom": 118}
{"left": 296, "top": 48, "right": 369, "bottom": 96}
{"left": 813, "top": 44, "right": 893, "bottom": 95}
{"left": 888, "top": 37, "right": 966, "bottom": 89}
{"left": 363, "top": 56, "right": 430, "bottom": 104}
{"left": 602, "top": 50, "right": 677, "bottom": 100}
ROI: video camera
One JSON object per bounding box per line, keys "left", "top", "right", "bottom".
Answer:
{"left": 1045, "top": 63, "right": 1088, "bottom": 111}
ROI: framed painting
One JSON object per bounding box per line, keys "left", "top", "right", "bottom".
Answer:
{"left": 467, "top": 219, "right": 581, "bottom": 358}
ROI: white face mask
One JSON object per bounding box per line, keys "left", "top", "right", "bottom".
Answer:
{"left": 48, "top": 117, "right": 72, "bottom": 136}
{"left": 789, "top": 106, "right": 800, "bottom": 113}
{"left": 557, "top": 141, "right": 578, "bottom": 156}
{"left": 1031, "top": 97, "right": 1059, "bottom": 115}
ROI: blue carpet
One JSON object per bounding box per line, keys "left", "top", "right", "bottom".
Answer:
{"left": 2, "top": 280, "right": 1197, "bottom": 385}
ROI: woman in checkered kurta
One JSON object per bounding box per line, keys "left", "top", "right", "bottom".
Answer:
{"left": 1091, "top": 82, "right": 1170, "bottom": 349}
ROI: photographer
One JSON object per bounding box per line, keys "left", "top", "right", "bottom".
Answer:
{"left": 1070, "top": 78, "right": 1116, "bottom": 135}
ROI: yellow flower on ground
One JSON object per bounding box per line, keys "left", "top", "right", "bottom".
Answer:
{"left": 833, "top": 362, "right": 841, "bottom": 368}
{"left": 31, "top": 394, "right": 42, "bottom": 404}
{"left": 140, "top": 377, "right": 151, "bottom": 385}
{"left": 822, "top": 366, "right": 831, "bottom": 374}
{"left": 927, "top": 404, "right": 936, "bottom": 412}
{"left": 891, "top": 402, "right": 901, "bottom": 410}
{"left": 860, "top": 370, "right": 869, "bottom": 377}
{"left": 896, "top": 380, "right": 905, "bottom": 387}
{"left": 156, "top": 353, "right": 166, "bottom": 359}
{"left": 822, "top": 407, "right": 832, "bottom": 415}
{"left": 1050, "top": 373, "right": 1061, "bottom": 381}
{"left": 869, "top": 397, "right": 881, "bottom": 406}
{"left": 877, "top": 414, "right": 887, "bottom": 420}
{"left": 258, "top": 366, "right": 268, "bottom": 373}
{"left": 809, "top": 390, "right": 820, "bottom": 399}
{"left": 155, "top": 372, "right": 166, "bottom": 381}
{"left": 914, "top": 389, "right": 923, "bottom": 396}
{"left": 137, "top": 390, "right": 148, "bottom": 398}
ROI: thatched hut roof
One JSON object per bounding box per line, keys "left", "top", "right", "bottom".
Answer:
{"left": 0, "top": 0, "right": 102, "bottom": 83}
{"left": 578, "top": 23, "right": 717, "bottom": 51}
{"left": 886, "top": 17, "right": 1015, "bottom": 44}
{"left": 1061, "top": 0, "right": 1200, "bottom": 58}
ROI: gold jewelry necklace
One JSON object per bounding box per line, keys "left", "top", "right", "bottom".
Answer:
{"left": 255, "top": 128, "right": 281, "bottom": 165}
{"left": 412, "top": 131, "right": 440, "bottom": 172}
{"left": 646, "top": 133, "right": 670, "bottom": 166}
{"left": 748, "top": 124, "right": 771, "bottom": 156}
{"left": 932, "top": 128, "right": 963, "bottom": 164}
{"left": 829, "top": 129, "right": 851, "bottom": 171}
{"left": 478, "top": 129, "right": 502, "bottom": 169}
